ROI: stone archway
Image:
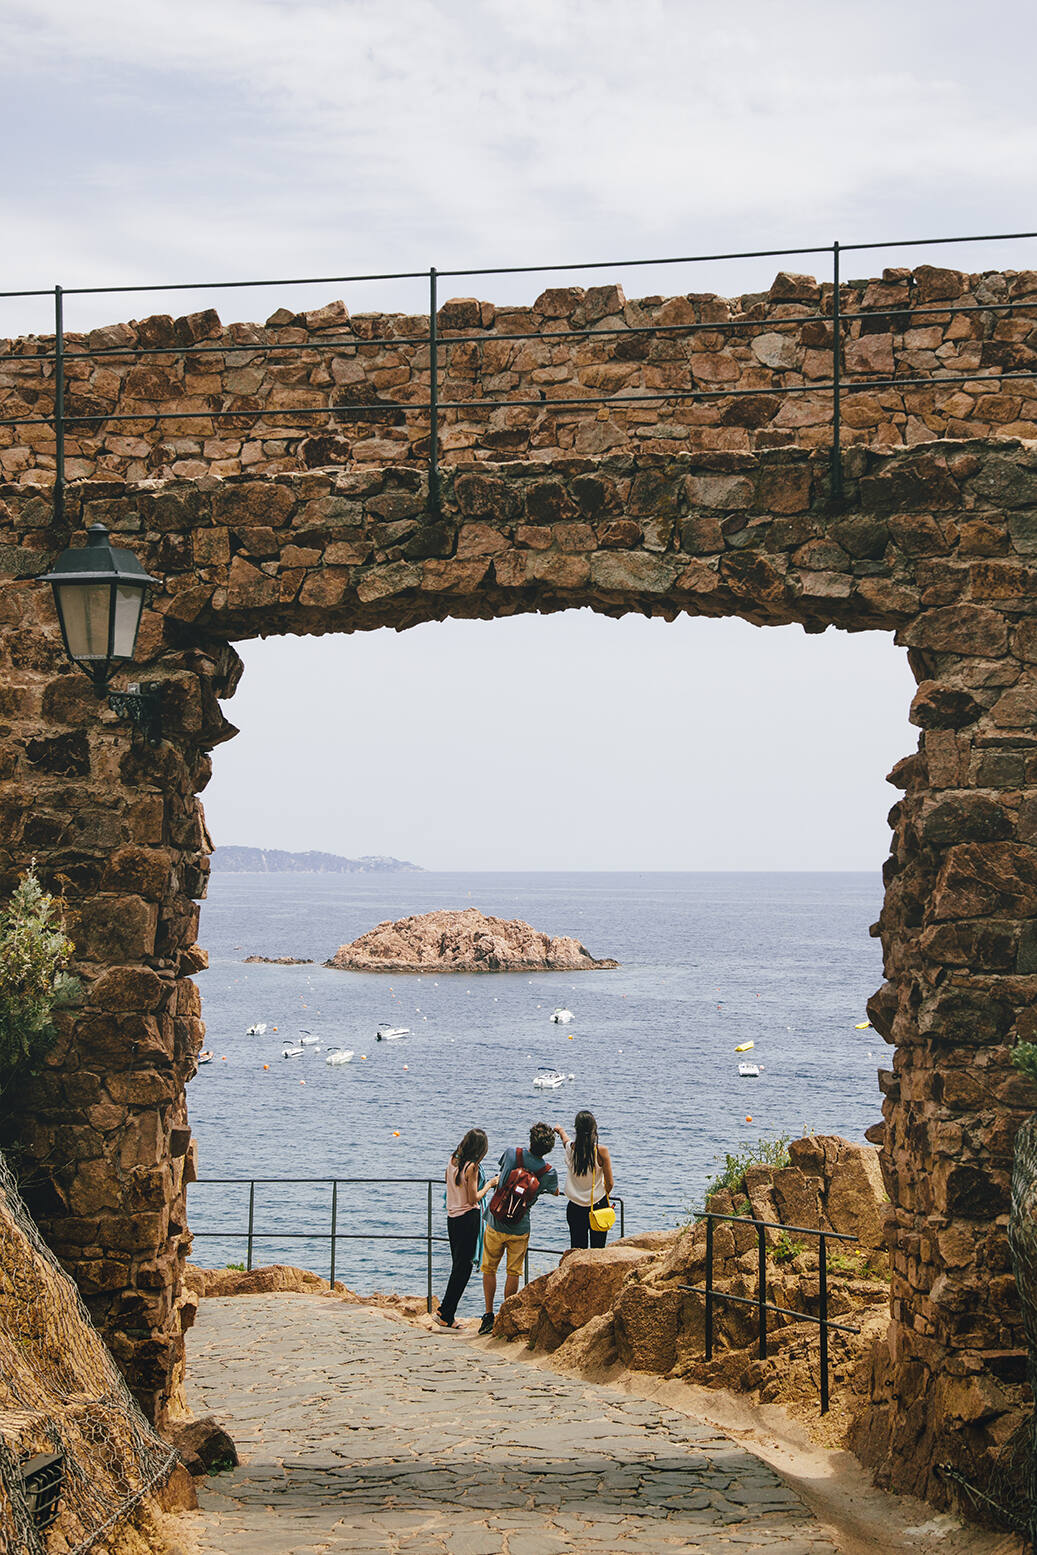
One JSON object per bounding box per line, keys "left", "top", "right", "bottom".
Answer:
{"left": 1, "top": 310, "right": 1036, "bottom": 1504}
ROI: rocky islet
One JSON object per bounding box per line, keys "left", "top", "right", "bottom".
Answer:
{"left": 325, "top": 907, "right": 620, "bottom": 973}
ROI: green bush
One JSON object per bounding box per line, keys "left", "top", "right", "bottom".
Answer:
{"left": 1012, "top": 1042, "right": 1037, "bottom": 1087}
{"left": 702, "top": 1134, "right": 792, "bottom": 1203}
{"left": 0, "top": 869, "right": 79, "bottom": 1096}
{"left": 773, "top": 1232, "right": 805, "bottom": 1264}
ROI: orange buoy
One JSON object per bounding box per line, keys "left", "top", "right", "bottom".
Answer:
{"left": 263, "top": 1064, "right": 269, "bottom": 1070}
{"left": 745, "top": 1115, "right": 752, "bottom": 1123}
{"left": 392, "top": 1130, "right": 401, "bottom": 1137}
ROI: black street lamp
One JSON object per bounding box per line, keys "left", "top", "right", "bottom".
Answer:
{"left": 39, "top": 522, "right": 163, "bottom": 742}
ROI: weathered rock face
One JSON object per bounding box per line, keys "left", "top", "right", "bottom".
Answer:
{"left": 325, "top": 908, "right": 619, "bottom": 973}
{"left": 0, "top": 361, "right": 1035, "bottom": 1514}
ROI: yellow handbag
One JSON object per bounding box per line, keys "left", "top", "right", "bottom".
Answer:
{"left": 588, "top": 1159, "right": 616, "bottom": 1233}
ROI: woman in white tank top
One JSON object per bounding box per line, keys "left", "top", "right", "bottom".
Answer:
{"left": 555, "top": 1111, "right": 614, "bottom": 1249}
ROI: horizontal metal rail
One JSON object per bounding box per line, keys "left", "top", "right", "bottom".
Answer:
{"left": 188, "top": 1176, "right": 626, "bottom": 1314}
{"left": 10, "top": 295, "right": 1037, "bottom": 365}
{"left": 3, "top": 230, "right": 1036, "bottom": 523}
{"left": 3, "top": 228, "right": 1034, "bottom": 299}
{"left": 679, "top": 1210, "right": 861, "bottom": 1413}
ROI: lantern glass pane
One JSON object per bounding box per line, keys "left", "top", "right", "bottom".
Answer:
{"left": 57, "top": 582, "right": 113, "bottom": 661}
{"left": 112, "top": 582, "right": 145, "bottom": 659}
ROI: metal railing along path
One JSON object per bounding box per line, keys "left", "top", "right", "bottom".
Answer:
{"left": 680, "top": 1209, "right": 860, "bottom": 1415}
{"left": 188, "top": 1176, "right": 626, "bottom": 1313}
{"left": 2, "top": 230, "right": 1037, "bottom": 525}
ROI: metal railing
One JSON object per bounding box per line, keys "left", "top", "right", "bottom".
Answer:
{"left": 680, "top": 1209, "right": 860, "bottom": 1414}
{"left": 188, "top": 1176, "right": 626, "bottom": 1313}
{"left": 2, "top": 231, "right": 1037, "bottom": 529}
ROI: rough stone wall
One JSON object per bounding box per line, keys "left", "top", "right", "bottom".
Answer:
{"left": 2, "top": 266, "right": 1037, "bottom": 486}
{"left": 0, "top": 439, "right": 1036, "bottom": 1511}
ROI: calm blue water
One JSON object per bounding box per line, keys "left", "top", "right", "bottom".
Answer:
{"left": 187, "top": 871, "right": 887, "bottom": 1309}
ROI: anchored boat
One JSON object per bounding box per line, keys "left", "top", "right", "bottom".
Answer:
{"left": 533, "top": 1066, "right": 566, "bottom": 1090}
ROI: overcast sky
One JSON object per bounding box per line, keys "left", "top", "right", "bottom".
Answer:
{"left": 5, "top": 0, "right": 1035, "bottom": 870}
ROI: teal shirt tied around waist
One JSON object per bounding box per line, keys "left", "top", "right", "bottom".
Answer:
{"left": 444, "top": 1166, "right": 487, "bottom": 1269}
{"left": 486, "top": 1147, "right": 558, "bottom": 1238}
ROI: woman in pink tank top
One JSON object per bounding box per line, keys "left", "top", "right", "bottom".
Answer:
{"left": 435, "top": 1128, "right": 498, "bottom": 1329}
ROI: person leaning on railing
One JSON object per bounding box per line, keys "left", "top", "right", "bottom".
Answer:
{"left": 434, "top": 1128, "right": 498, "bottom": 1331}
{"left": 556, "top": 1111, "right": 614, "bottom": 1249}
{"left": 479, "top": 1122, "right": 559, "bottom": 1334}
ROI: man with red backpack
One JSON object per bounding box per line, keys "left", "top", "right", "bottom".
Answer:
{"left": 479, "top": 1121, "right": 559, "bottom": 1335}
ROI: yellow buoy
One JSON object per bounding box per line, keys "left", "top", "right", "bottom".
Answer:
{"left": 735, "top": 1042, "right": 754, "bottom": 1053}
{"left": 855, "top": 1021, "right": 871, "bottom": 1030}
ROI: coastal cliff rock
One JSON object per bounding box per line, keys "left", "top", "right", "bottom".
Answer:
{"left": 495, "top": 1138, "right": 924, "bottom": 1435}
{"left": 325, "top": 908, "right": 619, "bottom": 974}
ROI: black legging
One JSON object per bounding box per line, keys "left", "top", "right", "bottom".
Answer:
{"left": 439, "top": 1207, "right": 480, "bottom": 1323}
{"left": 566, "top": 1197, "right": 611, "bottom": 1250}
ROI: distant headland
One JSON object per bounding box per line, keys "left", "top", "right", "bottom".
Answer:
{"left": 325, "top": 908, "right": 619, "bottom": 974}
{"left": 212, "top": 847, "right": 424, "bottom": 874}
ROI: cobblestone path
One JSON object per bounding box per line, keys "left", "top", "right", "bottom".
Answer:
{"left": 184, "top": 1295, "right": 840, "bottom": 1555}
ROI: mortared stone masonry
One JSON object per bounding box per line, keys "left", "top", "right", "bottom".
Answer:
{"left": 0, "top": 270, "right": 1036, "bottom": 1510}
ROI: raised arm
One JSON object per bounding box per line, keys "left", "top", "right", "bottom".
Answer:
{"left": 598, "top": 1144, "right": 614, "bottom": 1196}
{"left": 554, "top": 1123, "right": 570, "bottom": 1147}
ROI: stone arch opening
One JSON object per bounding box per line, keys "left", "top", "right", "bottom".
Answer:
{"left": 1, "top": 297, "right": 1036, "bottom": 1505}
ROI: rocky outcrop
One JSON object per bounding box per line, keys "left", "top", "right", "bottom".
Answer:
{"left": 497, "top": 1139, "right": 916, "bottom": 1423}
{"left": 325, "top": 908, "right": 619, "bottom": 973}
{"left": 183, "top": 1263, "right": 337, "bottom": 1298}
{"left": 242, "top": 954, "right": 313, "bottom": 965}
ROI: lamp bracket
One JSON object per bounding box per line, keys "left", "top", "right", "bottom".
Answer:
{"left": 107, "top": 681, "right": 163, "bottom": 745}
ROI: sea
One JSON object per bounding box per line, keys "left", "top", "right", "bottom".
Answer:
{"left": 188, "top": 870, "right": 887, "bottom": 1314}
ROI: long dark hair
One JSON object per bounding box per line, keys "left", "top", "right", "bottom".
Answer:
{"left": 572, "top": 1111, "right": 598, "bottom": 1177}
{"left": 452, "top": 1128, "right": 488, "bottom": 1185}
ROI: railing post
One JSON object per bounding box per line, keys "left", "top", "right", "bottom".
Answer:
{"left": 704, "top": 1216, "right": 714, "bottom": 1362}
{"left": 53, "top": 285, "right": 65, "bottom": 528}
{"left": 246, "top": 1181, "right": 255, "bottom": 1272}
{"left": 819, "top": 1232, "right": 829, "bottom": 1415}
{"left": 329, "top": 1180, "right": 338, "bottom": 1288}
{"left": 757, "top": 1221, "right": 767, "bottom": 1360}
{"left": 619, "top": 1198, "right": 625, "bottom": 1238}
{"left": 830, "top": 240, "right": 843, "bottom": 501}
{"left": 426, "top": 1180, "right": 433, "bottom": 1314}
{"left": 523, "top": 1246, "right": 529, "bottom": 1287}
{"left": 428, "top": 266, "right": 441, "bottom": 516}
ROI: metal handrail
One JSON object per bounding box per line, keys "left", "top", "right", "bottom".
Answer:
{"left": 3, "top": 230, "right": 1036, "bottom": 526}
{"left": 187, "top": 1176, "right": 626, "bottom": 1314}
{"left": 679, "top": 1208, "right": 861, "bottom": 1414}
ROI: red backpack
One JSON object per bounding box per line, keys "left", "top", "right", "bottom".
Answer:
{"left": 489, "top": 1148, "right": 551, "bottom": 1225}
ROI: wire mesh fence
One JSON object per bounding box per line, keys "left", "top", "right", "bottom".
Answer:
{"left": 0, "top": 1149, "right": 176, "bottom": 1555}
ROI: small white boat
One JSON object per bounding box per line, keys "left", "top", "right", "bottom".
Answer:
{"left": 325, "top": 1047, "right": 355, "bottom": 1066}
{"left": 282, "top": 1044, "right": 304, "bottom": 1059}
{"left": 299, "top": 1034, "right": 320, "bottom": 1046}
{"left": 246, "top": 1022, "right": 267, "bottom": 1036}
{"left": 533, "top": 1067, "right": 566, "bottom": 1090}
{"left": 550, "top": 1008, "right": 574, "bottom": 1024}
{"left": 376, "top": 1025, "right": 410, "bottom": 1042}
{"left": 198, "top": 1050, "right": 214, "bottom": 1065}
{"left": 738, "top": 1062, "right": 761, "bottom": 1078}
